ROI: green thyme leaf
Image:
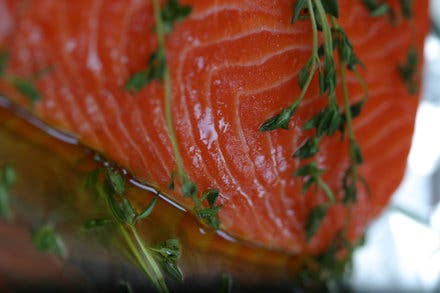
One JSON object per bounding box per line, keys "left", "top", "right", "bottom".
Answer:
{"left": 293, "top": 137, "right": 320, "bottom": 159}
{"left": 323, "top": 57, "right": 337, "bottom": 96}
{"left": 0, "top": 50, "right": 9, "bottom": 76}
{"left": 333, "top": 28, "right": 362, "bottom": 70}
{"left": 398, "top": 47, "right": 418, "bottom": 95}
{"left": 201, "top": 189, "right": 219, "bottom": 207}
{"left": 105, "top": 168, "right": 125, "bottom": 195}
{"left": 134, "top": 197, "right": 158, "bottom": 224}
{"left": 298, "top": 58, "right": 315, "bottom": 89}
{"left": 121, "top": 198, "right": 136, "bottom": 224}
{"left": 399, "top": 0, "right": 413, "bottom": 19}
{"left": 124, "top": 50, "right": 165, "bottom": 93}
{"left": 181, "top": 177, "right": 197, "bottom": 198}
{"left": 361, "top": 0, "right": 390, "bottom": 17}
{"left": 13, "top": 78, "right": 41, "bottom": 103}
{"left": 196, "top": 205, "right": 222, "bottom": 229}
{"left": 32, "top": 225, "right": 66, "bottom": 258}
{"left": 161, "top": 0, "right": 192, "bottom": 33}
{"left": 338, "top": 101, "right": 365, "bottom": 134}
{"left": 321, "top": 0, "right": 339, "bottom": 18}
{"left": 83, "top": 218, "right": 113, "bottom": 230}
{"left": 154, "top": 239, "right": 183, "bottom": 281}
{"left": 306, "top": 204, "right": 328, "bottom": 241}
{"left": 294, "top": 162, "right": 324, "bottom": 178}
{"left": 302, "top": 177, "right": 317, "bottom": 194}
{"left": 106, "top": 192, "right": 127, "bottom": 223}
{"left": 260, "top": 100, "right": 300, "bottom": 131}
{"left": 303, "top": 103, "right": 341, "bottom": 137}
{"left": 292, "top": 0, "right": 308, "bottom": 24}
{"left": 156, "top": 239, "right": 181, "bottom": 261}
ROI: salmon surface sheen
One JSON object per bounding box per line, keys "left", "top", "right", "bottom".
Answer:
{"left": 0, "top": 0, "right": 429, "bottom": 254}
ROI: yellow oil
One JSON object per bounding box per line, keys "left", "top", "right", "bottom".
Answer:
{"left": 0, "top": 99, "right": 305, "bottom": 290}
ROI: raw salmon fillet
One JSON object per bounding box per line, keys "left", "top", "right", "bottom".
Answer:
{"left": 0, "top": 0, "right": 429, "bottom": 254}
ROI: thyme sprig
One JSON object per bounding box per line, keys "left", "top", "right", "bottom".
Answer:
{"left": 261, "top": 0, "right": 368, "bottom": 241}
{"left": 361, "top": 0, "right": 391, "bottom": 17}
{"left": 361, "top": 1, "right": 418, "bottom": 95}
{"left": 138, "top": 0, "right": 222, "bottom": 229}
{"left": 84, "top": 167, "right": 182, "bottom": 293}
{"left": 32, "top": 224, "right": 66, "bottom": 258}
{"left": 124, "top": 0, "right": 191, "bottom": 92}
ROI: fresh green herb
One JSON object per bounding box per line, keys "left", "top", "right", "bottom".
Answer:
{"left": 294, "top": 163, "right": 334, "bottom": 202}
{"left": 134, "top": 197, "right": 158, "bottom": 224}
{"left": 0, "top": 50, "right": 9, "bottom": 76}
{"left": 124, "top": 0, "right": 191, "bottom": 92}
{"left": 321, "top": 0, "right": 339, "bottom": 18}
{"left": 338, "top": 101, "right": 365, "bottom": 134}
{"left": 32, "top": 225, "right": 66, "bottom": 258}
{"left": 291, "top": 0, "right": 307, "bottom": 24}
{"left": 361, "top": 0, "right": 391, "bottom": 17}
{"left": 259, "top": 100, "right": 300, "bottom": 131}
{"left": 332, "top": 28, "right": 362, "bottom": 70}
{"left": 181, "top": 177, "right": 197, "bottom": 198}
{"left": 261, "top": 0, "right": 321, "bottom": 132}
{"left": 302, "top": 102, "right": 342, "bottom": 137}
{"left": 305, "top": 204, "right": 328, "bottom": 241}
{"left": 83, "top": 218, "right": 113, "bottom": 230}
{"left": 293, "top": 137, "right": 320, "bottom": 159}
{"left": 398, "top": 47, "right": 418, "bottom": 95}
{"left": 320, "top": 231, "right": 366, "bottom": 279}
{"left": 150, "top": 239, "right": 183, "bottom": 281}
{"left": 197, "top": 190, "right": 222, "bottom": 229}
{"left": 12, "top": 78, "right": 41, "bottom": 103}
{"left": 0, "top": 165, "right": 16, "bottom": 220}
{"left": 399, "top": 0, "right": 413, "bottom": 19}
{"left": 84, "top": 167, "right": 181, "bottom": 292}
{"left": 161, "top": 0, "right": 192, "bottom": 33}
{"left": 262, "top": 1, "right": 370, "bottom": 243}
{"left": 106, "top": 168, "right": 126, "bottom": 195}
{"left": 124, "top": 50, "right": 165, "bottom": 93}
{"left": 144, "top": 0, "right": 222, "bottom": 229}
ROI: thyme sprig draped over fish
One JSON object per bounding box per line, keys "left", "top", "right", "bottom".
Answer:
{"left": 360, "top": 0, "right": 419, "bottom": 94}
{"left": 124, "top": 1, "right": 221, "bottom": 229}
{"left": 84, "top": 167, "right": 182, "bottom": 293}
{"left": 260, "top": 0, "right": 368, "bottom": 241}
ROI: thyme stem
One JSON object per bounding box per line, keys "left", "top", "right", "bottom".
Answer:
{"left": 96, "top": 183, "right": 168, "bottom": 292}
{"left": 308, "top": 0, "right": 318, "bottom": 53}
{"left": 339, "top": 59, "right": 359, "bottom": 186}
{"left": 129, "top": 225, "right": 168, "bottom": 292}
{"left": 313, "top": 0, "right": 334, "bottom": 58}
{"left": 152, "top": 0, "right": 185, "bottom": 180}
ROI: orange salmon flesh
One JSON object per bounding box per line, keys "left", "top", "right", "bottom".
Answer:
{"left": 0, "top": 0, "right": 430, "bottom": 254}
